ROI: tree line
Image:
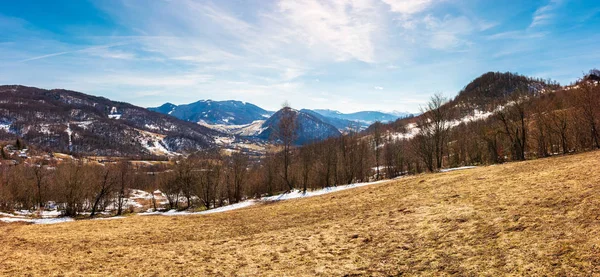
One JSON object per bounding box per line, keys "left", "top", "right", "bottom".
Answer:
{"left": 1, "top": 74, "right": 599, "bottom": 216}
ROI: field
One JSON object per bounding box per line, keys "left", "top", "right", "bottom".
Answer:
{"left": 2, "top": 151, "right": 600, "bottom": 276}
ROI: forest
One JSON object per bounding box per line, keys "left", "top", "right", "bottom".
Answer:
{"left": 0, "top": 71, "right": 599, "bottom": 216}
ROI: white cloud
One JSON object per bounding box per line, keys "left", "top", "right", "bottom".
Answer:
{"left": 530, "top": 0, "right": 561, "bottom": 28}
{"left": 381, "top": 0, "right": 433, "bottom": 14}
{"left": 374, "top": 86, "right": 384, "bottom": 90}
{"left": 276, "top": 0, "right": 382, "bottom": 63}
{"left": 423, "top": 15, "right": 475, "bottom": 50}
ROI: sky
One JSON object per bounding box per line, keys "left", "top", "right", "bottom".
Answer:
{"left": 0, "top": 0, "right": 599, "bottom": 113}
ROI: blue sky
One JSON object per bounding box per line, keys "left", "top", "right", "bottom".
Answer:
{"left": 1, "top": 0, "right": 599, "bottom": 113}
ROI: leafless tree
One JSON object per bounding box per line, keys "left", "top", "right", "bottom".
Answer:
{"left": 90, "top": 165, "right": 116, "bottom": 217}
{"left": 416, "top": 93, "right": 451, "bottom": 171}
{"left": 275, "top": 103, "right": 297, "bottom": 191}
{"left": 115, "top": 161, "right": 132, "bottom": 215}
{"left": 496, "top": 92, "right": 528, "bottom": 161}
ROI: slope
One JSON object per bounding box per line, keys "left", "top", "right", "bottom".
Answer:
{"left": 2, "top": 150, "right": 600, "bottom": 276}
{"left": 0, "top": 85, "right": 222, "bottom": 156}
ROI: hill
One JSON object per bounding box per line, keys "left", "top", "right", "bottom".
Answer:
{"left": 2, "top": 150, "right": 600, "bottom": 275}
{"left": 258, "top": 108, "right": 342, "bottom": 145}
{"left": 0, "top": 85, "right": 222, "bottom": 156}
{"left": 450, "top": 71, "right": 560, "bottom": 111}
{"left": 149, "top": 100, "right": 272, "bottom": 125}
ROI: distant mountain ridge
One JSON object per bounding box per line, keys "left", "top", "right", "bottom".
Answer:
{"left": 149, "top": 100, "right": 272, "bottom": 125}
{"left": 150, "top": 100, "right": 410, "bottom": 133}
{"left": 312, "top": 109, "right": 411, "bottom": 124}
{"left": 258, "top": 108, "right": 342, "bottom": 145}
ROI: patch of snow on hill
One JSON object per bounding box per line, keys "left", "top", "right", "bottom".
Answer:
{"left": 391, "top": 109, "right": 495, "bottom": 141}
{"left": 199, "top": 120, "right": 266, "bottom": 137}
{"left": 0, "top": 122, "right": 11, "bottom": 133}
{"left": 75, "top": 121, "right": 94, "bottom": 130}
{"left": 65, "top": 123, "right": 73, "bottom": 149}
{"left": 135, "top": 129, "right": 177, "bottom": 156}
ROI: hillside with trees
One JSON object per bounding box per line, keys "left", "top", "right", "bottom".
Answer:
{"left": 0, "top": 70, "right": 599, "bottom": 217}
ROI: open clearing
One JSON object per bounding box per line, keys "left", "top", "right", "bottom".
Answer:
{"left": 2, "top": 151, "right": 600, "bottom": 276}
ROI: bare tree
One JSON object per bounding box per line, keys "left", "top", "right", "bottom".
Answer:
{"left": 175, "top": 158, "right": 197, "bottom": 209}
{"left": 274, "top": 103, "right": 297, "bottom": 191}
{"left": 56, "top": 162, "right": 88, "bottom": 217}
{"left": 299, "top": 145, "right": 314, "bottom": 193}
{"left": 416, "top": 93, "right": 451, "bottom": 171}
{"left": 371, "top": 122, "right": 384, "bottom": 179}
{"left": 90, "top": 165, "right": 116, "bottom": 217}
{"left": 31, "top": 162, "right": 48, "bottom": 210}
{"left": 115, "top": 161, "right": 132, "bottom": 215}
{"left": 496, "top": 92, "right": 528, "bottom": 161}
{"left": 225, "top": 152, "right": 248, "bottom": 203}
{"left": 574, "top": 81, "right": 600, "bottom": 149}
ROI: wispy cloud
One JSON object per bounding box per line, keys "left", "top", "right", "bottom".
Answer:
{"left": 530, "top": 0, "right": 561, "bottom": 28}
{"left": 19, "top": 42, "right": 131, "bottom": 62}
{"left": 381, "top": 0, "right": 433, "bottom": 15}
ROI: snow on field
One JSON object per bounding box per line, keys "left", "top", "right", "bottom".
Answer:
{"left": 0, "top": 217, "right": 74, "bottom": 224}
{"left": 440, "top": 166, "right": 477, "bottom": 173}
{"left": 0, "top": 210, "right": 74, "bottom": 225}
{"left": 0, "top": 179, "right": 393, "bottom": 224}
{"left": 199, "top": 201, "right": 257, "bottom": 215}
{"left": 93, "top": 216, "right": 126, "bottom": 221}
{"left": 139, "top": 179, "right": 391, "bottom": 217}
{"left": 262, "top": 180, "right": 389, "bottom": 202}
{"left": 15, "top": 209, "right": 62, "bottom": 218}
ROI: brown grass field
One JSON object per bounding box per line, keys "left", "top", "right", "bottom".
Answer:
{"left": 2, "top": 151, "right": 600, "bottom": 276}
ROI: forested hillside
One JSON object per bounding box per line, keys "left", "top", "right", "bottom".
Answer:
{"left": 0, "top": 70, "right": 599, "bottom": 218}
{"left": 0, "top": 85, "right": 221, "bottom": 156}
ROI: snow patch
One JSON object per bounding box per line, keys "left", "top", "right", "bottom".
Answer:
{"left": 440, "top": 166, "right": 477, "bottom": 173}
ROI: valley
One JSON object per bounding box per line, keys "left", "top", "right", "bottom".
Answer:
{"left": 2, "top": 1, "right": 599, "bottom": 275}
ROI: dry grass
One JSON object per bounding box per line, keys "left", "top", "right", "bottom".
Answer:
{"left": 2, "top": 151, "right": 600, "bottom": 276}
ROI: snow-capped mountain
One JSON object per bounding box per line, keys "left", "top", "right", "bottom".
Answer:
{"left": 312, "top": 109, "right": 409, "bottom": 124}
{"left": 258, "top": 108, "right": 342, "bottom": 145}
{"left": 0, "top": 85, "right": 224, "bottom": 156}
{"left": 149, "top": 100, "right": 272, "bottom": 125}
{"left": 151, "top": 100, "right": 410, "bottom": 134}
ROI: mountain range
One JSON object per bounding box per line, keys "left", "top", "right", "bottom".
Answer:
{"left": 1, "top": 70, "right": 583, "bottom": 157}
{"left": 149, "top": 100, "right": 411, "bottom": 134}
